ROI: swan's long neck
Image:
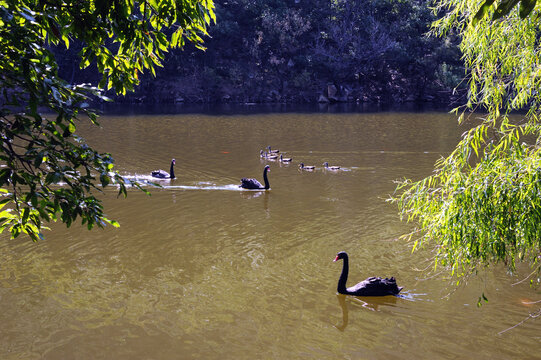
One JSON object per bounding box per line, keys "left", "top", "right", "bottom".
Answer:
{"left": 170, "top": 161, "right": 175, "bottom": 179}
{"left": 263, "top": 168, "right": 270, "bottom": 189}
{"left": 337, "top": 256, "right": 349, "bottom": 294}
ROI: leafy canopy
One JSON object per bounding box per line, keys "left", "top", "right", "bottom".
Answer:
{"left": 391, "top": 0, "right": 541, "bottom": 283}
{"left": 0, "top": 0, "right": 214, "bottom": 241}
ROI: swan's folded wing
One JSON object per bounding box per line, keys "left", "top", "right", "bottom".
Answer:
{"left": 348, "top": 276, "right": 402, "bottom": 295}
{"left": 241, "top": 177, "right": 263, "bottom": 189}
{"left": 152, "top": 170, "right": 169, "bottom": 178}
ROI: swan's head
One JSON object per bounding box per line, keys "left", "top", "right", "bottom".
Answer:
{"left": 323, "top": 162, "right": 329, "bottom": 167}
{"left": 334, "top": 251, "right": 348, "bottom": 262}
{"left": 299, "top": 163, "right": 304, "bottom": 168}
{"left": 264, "top": 165, "right": 270, "bottom": 172}
{"left": 172, "top": 159, "right": 176, "bottom": 165}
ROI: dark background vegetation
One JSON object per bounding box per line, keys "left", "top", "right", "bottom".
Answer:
{"left": 53, "top": 0, "right": 464, "bottom": 106}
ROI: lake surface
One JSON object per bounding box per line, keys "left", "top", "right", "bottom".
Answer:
{"left": 0, "top": 112, "right": 539, "bottom": 359}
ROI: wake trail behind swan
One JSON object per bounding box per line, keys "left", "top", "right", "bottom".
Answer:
{"left": 122, "top": 174, "right": 256, "bottom": 191}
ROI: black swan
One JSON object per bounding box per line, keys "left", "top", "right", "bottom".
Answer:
{"left": 267, "top": 146, "right": 279, "bottom": 154}
{"left": 334, "top": 251, "right": 402, "bottom": 296}
{"left": 323, "top": 162, "right": 340, "bottom": 170}
{"left": 151, "top": 159, "right": 176, "bottom": 179}
{"left": 280, "top": 154, "right": 292, "bottom": 162}
{"left": 240, "top": 165, "right": 270, "bottom": 190}
{"left": 299, "top": 163, "right": 315, "bottom": 170}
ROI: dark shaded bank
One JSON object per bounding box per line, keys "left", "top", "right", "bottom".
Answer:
{"left": 53, "top": 0, "right": 465, "bottom": 109}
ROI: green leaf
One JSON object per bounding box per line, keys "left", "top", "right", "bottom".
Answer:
{"left": 22, "top": 208, "right": 30, "bottom": 224}
{"left": 62, "top": 35, "right": 69, "bottom": 49}
{"left": 493, "top": 0, "right": 521, "bottom": 20}
{"left": 100, "top": 173, "right": 111, "bottom": 187}
{"left": 45, "top": 172, "right": 62, "bottom": 184}
{"left": 477, "top": 293, "right": 489, "bottom": 307}
{"left": 0, "top": 168, "right": 12, "bottom": 185}
{"left": 108, "top": 219, "right": 120, "bottom": 228}
{"left": 519, "top": 0, "right": 537, "bottom": 18}
{"left": 171, "top": 28, "right": 183, "bottom": 47}
{"left": 68, "top": 121, "right": 76, "bottom": 134}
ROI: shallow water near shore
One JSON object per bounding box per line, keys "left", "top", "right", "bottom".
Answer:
{"left": 0, "top": 112, "right": 539, "bottom": 359}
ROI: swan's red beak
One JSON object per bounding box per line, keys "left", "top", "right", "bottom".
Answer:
{"left": 333, "top": 255, "right": 339, "bottom": 262}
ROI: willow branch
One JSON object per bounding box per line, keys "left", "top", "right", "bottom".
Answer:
{"left": 498, "top": 308, "right": 541, "bottom": 335}
{"left": 512, "top": 264, "right": 541, "bottom": 286}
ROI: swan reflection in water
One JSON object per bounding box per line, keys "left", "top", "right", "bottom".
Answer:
{"left": 334, "top": 294, "right": 399, "bottom": 332}
{"left": 240, "top": 190, "right": 266, "bottom": 199}
{"left": 240, "top": 190, "right": 270, "bottom": 216}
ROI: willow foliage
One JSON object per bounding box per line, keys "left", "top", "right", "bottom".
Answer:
{"left": 392, "top": 0, "right": 541, "bottom": 282}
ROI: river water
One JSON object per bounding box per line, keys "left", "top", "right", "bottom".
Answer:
{"left": 0, "top": 111, "right": 539, "bottom": 359}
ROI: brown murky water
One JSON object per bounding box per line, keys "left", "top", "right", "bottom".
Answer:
{"left": 0, "top": 112, "right": 539, "bottom": 359}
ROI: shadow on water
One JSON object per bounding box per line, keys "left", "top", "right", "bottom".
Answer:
{"left": 97, "top": 102, "right": 453, "bottom": 116}
{"left": 333, "top": 290, "right": 429, "bottom": 332}
{"left": 334, "top": 294, "right": 402, "bottom": 331}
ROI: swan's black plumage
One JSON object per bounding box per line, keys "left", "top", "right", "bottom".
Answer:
{"left": 240, "top": 165, "right": 270, "bottom": 189}
{"left": 152, "top": 159, "right": 176, "bottom": 179}
{"left": 334, "top": 251, "right": 402, "bottom": 296}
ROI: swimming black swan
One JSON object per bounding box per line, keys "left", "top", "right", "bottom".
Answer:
{"left": 151, "top": 159, "right": 176, "bottom": 179}
{"left": 240, "top": 165, "right": 270, "bottom": 190}
{"left": 323, "top": 162, "right": 340, "bottom": 170}
{"left": 299, "top": 163, "right": 315, "bottom": 170}
{"left": 334, "top": 251, "right": 402, "bottom": 296}
{"left": 267, "top": 146, "right": 279, "bottom": 154}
